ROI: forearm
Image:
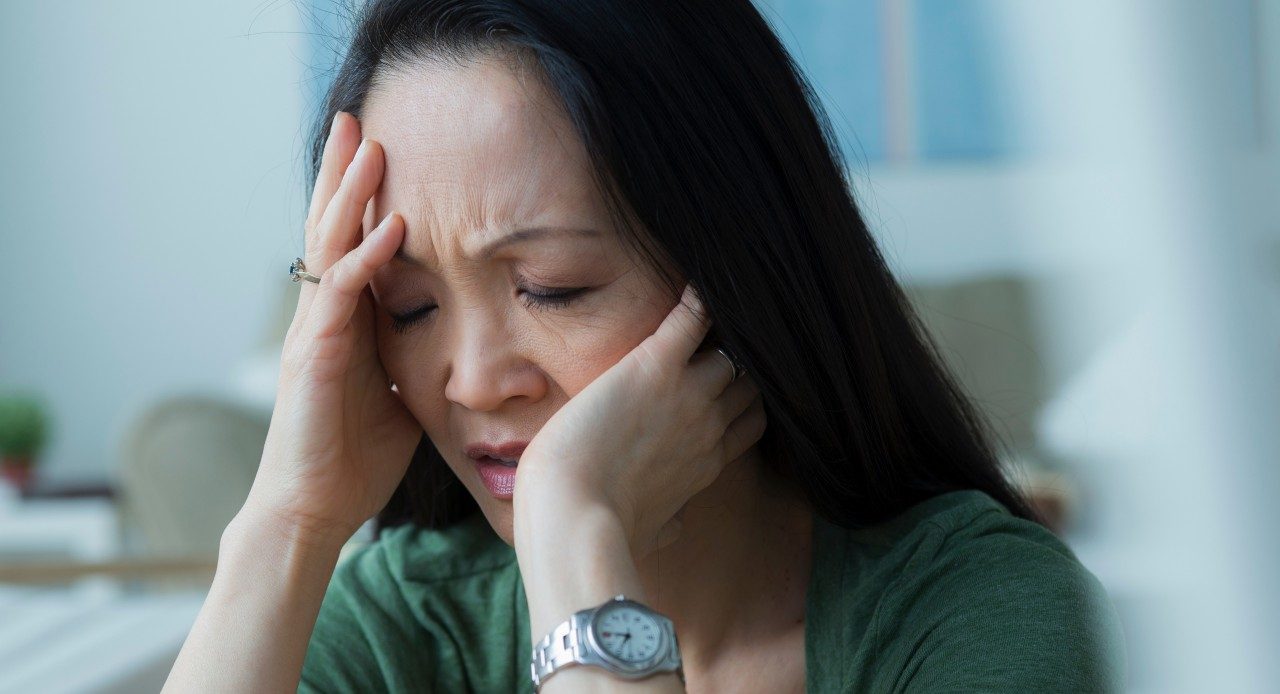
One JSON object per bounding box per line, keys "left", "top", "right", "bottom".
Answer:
{"left": 517, "top": 499, "right": 683, "bottom": 693}
{"left": 163, "top": 505, "right": 348, "bottom": 693}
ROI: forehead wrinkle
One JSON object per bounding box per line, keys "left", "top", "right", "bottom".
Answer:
{"left": 364, "top": 54, "right": 604, "bottom": 272}
{"left": 418, "top": 139, "right": 588, "bottom": 265}
{"left": 458, "top": 81, "right": 574, "bottom": 237}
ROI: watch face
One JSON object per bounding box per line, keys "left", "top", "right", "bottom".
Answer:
{"left": 592, "top": 602, "right": 664, "bottom": 665}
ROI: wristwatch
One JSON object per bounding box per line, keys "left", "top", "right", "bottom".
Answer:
{"left": 530, "top": 594, "right": 684, "bottom": 691}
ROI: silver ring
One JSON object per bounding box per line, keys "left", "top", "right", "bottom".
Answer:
{"left": 290, "top": 257, "right": 321, "bottom": 284}
{"left": 714, "top": 347, "right": 744, "bottom": 382}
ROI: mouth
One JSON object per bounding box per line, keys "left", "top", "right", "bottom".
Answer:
{"left": 475, "top": 454, "right": 519, "bottom": 468}
{"left": 467, "top": 444, "right": 526, "bottom": 501}
{"left": 464, "top": 440, "right": 529, "bottom": 465}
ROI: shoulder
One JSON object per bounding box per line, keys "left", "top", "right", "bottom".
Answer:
{"left": 300, "top": 512, "right": 527, "bottom": 693}
{"left": 860, "top": 488, "right": 1094, "bottom": 586}
{"left": 823, "top": 490, "right": 1127, "bottom": 693}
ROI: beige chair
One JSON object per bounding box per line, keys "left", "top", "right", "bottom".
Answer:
{"left": 905, "top": 273, "right": 1046, "bottom": 456}
{"left": 116, "top": 395, "right": 269, "bottom": 559}
{"left": 905, "top": 273, "right": 1074, "bottom": 530}
{"left": 112, "top": 285, "right": 295, "bottom": 562}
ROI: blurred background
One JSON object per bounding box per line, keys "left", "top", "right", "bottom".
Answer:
{"left": 1, "top": 0, "right": 1277, "bottom": 691}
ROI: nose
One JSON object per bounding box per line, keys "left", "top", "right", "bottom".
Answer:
{"left": 443, "top": 311, "right": 548, "bottom": 412}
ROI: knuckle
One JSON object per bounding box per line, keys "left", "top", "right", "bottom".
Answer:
{"left": 633, "top": 340, "right": 669, "bottom": 381}
{"left": 282, "top": 320, "right": 315, "bottom": 355}
{"left": 284, "top": 317, "right": 303, "bottom": 345}
{"left": 322, "top": 256, "right": 347, "bottom": 289}
{"left": 315, "top": 188, "right": 352, "bottom": 240}
{"left": 331, "top": 248, "right": 372, "bottom": 290}
{"left": 352, "top": 241, "right": 377, "bottom": 272}
{"left": 279, "top": 340, "right": 310, "bottom": 376}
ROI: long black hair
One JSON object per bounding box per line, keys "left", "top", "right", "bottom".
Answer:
{"left": 303, "top": 0, "right": 1043, "bottom": 534}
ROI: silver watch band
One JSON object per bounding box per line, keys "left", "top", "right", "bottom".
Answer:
{"left": 530, "top": 616, "right": 581, "bottom": 687}
{"left": 530, "top": 594, "right": 684, "bottom": 691}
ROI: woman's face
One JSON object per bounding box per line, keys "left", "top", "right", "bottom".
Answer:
{"left": 360, "top": 54, "right": 679, "bottom": 545}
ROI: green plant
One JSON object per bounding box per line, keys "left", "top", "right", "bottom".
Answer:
{"left": 0, "top": 394, "right": 50, "bottom": 460}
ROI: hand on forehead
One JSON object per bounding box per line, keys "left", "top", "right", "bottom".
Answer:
{"left": 357, "top": 55, "right": 606, "bottom": 256}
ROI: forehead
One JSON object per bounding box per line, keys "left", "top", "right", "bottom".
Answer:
{"left": 359, "top": 53, "right": 609, "bottom": 256}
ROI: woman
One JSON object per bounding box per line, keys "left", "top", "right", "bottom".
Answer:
{"left": 166, "top": 1, "right": 1126, "bottom": 692}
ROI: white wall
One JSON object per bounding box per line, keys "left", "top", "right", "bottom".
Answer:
{"left": 0, "top": 1, "right": 307, "bottom": 481}
{"left": 860, "top": 2, "right": 1280, "bottom": 690}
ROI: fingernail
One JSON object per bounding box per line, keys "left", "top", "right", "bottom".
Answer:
{"left": 355, "top": 138, "right": 370, "bottom": 160}
{"left": 329, "top": 111, "right": 343, "bottom": 137}
{"left": 375, "top": 211, "right": 398, "bottom": 234}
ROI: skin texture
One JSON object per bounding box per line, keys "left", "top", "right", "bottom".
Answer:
{"left": 357, "top": 53, "right": 814, "bottom": 692}
{"left": 362, "top": 53, "right": 681, "bottom": 545}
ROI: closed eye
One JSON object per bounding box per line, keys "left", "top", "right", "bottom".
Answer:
{"left": 386, "top": 286, "right": 590, "bottom": 335}
{"left": 387, "top": 304, "right": 436, "bottom": 334}
{"left": 521, "top": 286, "right": 589, "bottom": 311}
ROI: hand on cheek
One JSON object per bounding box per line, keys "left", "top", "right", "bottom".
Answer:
{"left": 512, "top": 283, "right": 765, "bottom": 560}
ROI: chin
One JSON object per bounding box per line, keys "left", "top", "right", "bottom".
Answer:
{"left": 445, "top": 455, "right": 518, "bottom": 546}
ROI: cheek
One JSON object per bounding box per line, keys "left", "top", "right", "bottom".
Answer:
{"left": 374, "top": 322, "right": 417, "bottom": 389}
{"left": 373, "top": 321, "right": 450, "bottom": 428}
{"left": 529, "top": 293, "right": 673, "bottom": 396}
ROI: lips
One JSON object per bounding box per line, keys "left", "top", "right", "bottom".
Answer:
{"left": 465, "top": 441, "right": 529, "bottom": 466}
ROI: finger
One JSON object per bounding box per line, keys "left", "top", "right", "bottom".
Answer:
{"left": 721, "top": 395, "right": 767, "bottom": 463}
{"left": 714, "top": 374, "right": 760, "bottom": 423}
{"left": 688, "top": 347, "right": 743, "bottom": 395}
{"left": 652, "top": 283, "right": 713, "bottom": 365}
{"left": 313, "top": 137, "right": 384, "bottom": 272}
{"left": 308, "top": 211, "right": 404, "bottom": 340}
{"left": 306, "top": 111, "right": 360, "bottom": 237}
{"left": 298, "top": 112, "right": 361, "bottom": 319}
{"left": 300, "top": 139, "right": 384, "bottom": 325}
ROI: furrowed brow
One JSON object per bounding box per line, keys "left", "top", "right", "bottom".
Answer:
{"left": 391, "top": 226, "right": 602, "bottom": 267}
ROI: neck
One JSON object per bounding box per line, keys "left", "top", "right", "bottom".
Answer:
{"left": 635, "top": 447, "right": 814, "bottom": 673}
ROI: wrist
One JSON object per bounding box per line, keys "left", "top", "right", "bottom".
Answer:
{"left": 224, "top": 500, "right": 354, "bottom": 562}
{"left": 517, "top": 501, "right": 646, "bottom": 642}
{"left": 513, "top": 468, "right": 632, "bottom": 554}
{"left": 532, "top": 596, "right": 685, "bottom": 694}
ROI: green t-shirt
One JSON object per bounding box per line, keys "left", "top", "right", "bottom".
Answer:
{"left": 299, "top": 489, "right": 1126, "bottom": 692}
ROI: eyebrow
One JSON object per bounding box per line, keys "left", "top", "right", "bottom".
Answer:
{"left": 391, "top": 226, "right": 603, "bottom": 268}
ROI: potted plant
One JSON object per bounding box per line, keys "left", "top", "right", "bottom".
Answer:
{"left": 0, "top": 393, "right": 51, "bottom": 492}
